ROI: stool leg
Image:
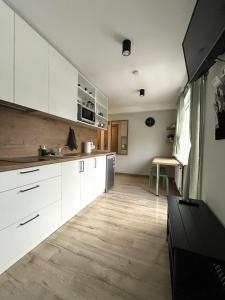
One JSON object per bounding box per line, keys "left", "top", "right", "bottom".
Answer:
{"left": 166, "top": 177, "right": 169, "bottom": 195}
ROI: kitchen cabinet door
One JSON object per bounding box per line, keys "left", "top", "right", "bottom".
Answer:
{"left": 0, "top": 0, "right": 14, "bottom": 102}
{"left": 80, "top": 158, "right": 94, "bottom": 208}
{"left": 94, "top": 156, "right": 106, "bottom": 199}
{"left": 49, "top": 46, "right": 78, "bottom": 121}
{"left": 62, "top": 160, "right": 81, "bottom": 224}
{"left": 15, "top": 15, "right": 49, "bottom": 112}
{"left": 0, "top": 201, "right": 60, "bottom": 275}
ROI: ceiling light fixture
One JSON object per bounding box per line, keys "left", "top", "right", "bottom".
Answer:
{"left": 122, "top": 39, "right": 131, "bottom": 56}
{"left": 140, "top": 89, "right": 145, "bottom": 97}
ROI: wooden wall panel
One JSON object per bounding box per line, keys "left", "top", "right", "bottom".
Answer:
{"left": 0, "top": 105, "right": 97, "bottom": 158}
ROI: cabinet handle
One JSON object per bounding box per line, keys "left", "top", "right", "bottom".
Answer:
{"left": 20, "top": 185, "right": 40, "bottom": 193}
{"left": 94, "top": 158, "right": 97, "bottom": 168}
{"left": 79, "top": 161, "right": 84, "bottom": 173}
{"left": 19, "top": 214, "right": 40, "bottom": 226}
{"left": 20, "top": 169, "right": 40, "bottom": 174}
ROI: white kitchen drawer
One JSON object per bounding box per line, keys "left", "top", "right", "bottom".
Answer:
{"left": 16, "top": 163, "right": 61, "bottom": 187}
{"left": 0, "top": 176, "right": 61, "bottom": 231}
{"left": 0, "top": 170, "right": 17, "bottom": 193}
{"left": 0, "top": 200, "right": 61, "bottom": 275}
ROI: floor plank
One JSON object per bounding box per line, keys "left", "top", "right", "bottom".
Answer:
{"left": 0, "top": 174, "right": 171, "bottom": 300}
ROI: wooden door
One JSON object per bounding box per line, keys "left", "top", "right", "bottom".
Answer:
{"left": 111, "top": 124, "right": 118, "bottom": 153}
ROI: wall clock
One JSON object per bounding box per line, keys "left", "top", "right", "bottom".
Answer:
{"left": 145, "top": 117, "right": 155, "bottom": 127}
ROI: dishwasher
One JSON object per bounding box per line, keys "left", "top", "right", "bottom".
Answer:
{"left": 106, "top": 154, "right": 115, "bottom": 192}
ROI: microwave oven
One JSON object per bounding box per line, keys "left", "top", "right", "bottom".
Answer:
{"left": 77, "top": 104, "right": 95, "bottom": 124}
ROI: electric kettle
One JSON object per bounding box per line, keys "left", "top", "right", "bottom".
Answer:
{"left": 84, "top": 141, "right": 95, "bottom": 154}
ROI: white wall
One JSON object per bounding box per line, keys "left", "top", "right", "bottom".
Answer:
{"left": 109, "top": 110, "right": 176, "bottom": 175}
{"left": 201, "top": 56, "right": 225, "bottom": 225}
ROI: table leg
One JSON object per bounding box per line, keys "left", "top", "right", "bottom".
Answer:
{"left": 156, "top": 164, "right": 160, "bottom": 196}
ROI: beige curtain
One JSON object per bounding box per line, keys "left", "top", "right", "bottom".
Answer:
{"left": 183, "top": 75, "right": 207, "bottom": 199}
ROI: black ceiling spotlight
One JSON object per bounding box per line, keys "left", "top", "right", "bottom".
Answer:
{"left": 122, "top": 39, "right": 131, "bottom": 56}
{"left": 140, "top": 89, "right": 145, "bottom": 97}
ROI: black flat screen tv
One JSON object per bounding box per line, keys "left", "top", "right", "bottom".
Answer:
{"left": 183, "top": 0, "right": 225, "bottom": 83}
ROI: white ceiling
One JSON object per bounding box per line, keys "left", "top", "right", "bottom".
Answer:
{"left": 5, "top": 0, "right": 196, "bottom": 113}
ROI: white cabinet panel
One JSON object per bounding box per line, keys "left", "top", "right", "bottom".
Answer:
{"left": 49, "top": 46, "right": 78, "bottom": 121}
{"left": 0, "top": 201, "right": 60, "bottom": 274}
{"left": 80, "top": 158, "right": 94, "bottom": 208}
{"left": 94, "top": 156, "right": 106, "bottom": 199}
{"left": 15, "top": 15, "right": 48, "bottom": 112}
{"left": 16, "top": 163, "right": 61, "bottom": 187}
{"left": 0, "top": 170, "right": 17, "bottom": 193}
{"left": 62, "top": 160, "right": 81, "bottom": 223}
{"left": 0, "top": 0, "right": 14, "bottom": 102}
{"left": 0, "top": 176, "right": 61, "bottom": 231}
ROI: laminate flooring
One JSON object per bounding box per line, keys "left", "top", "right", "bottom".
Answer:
{"left": 0, "top": 174, "right": 171, "bottom": 300}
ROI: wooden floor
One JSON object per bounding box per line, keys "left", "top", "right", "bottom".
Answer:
{"left": 0, "top": 174, "right": 171, "bottom": 300}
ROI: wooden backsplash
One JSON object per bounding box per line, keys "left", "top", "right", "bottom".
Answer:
{"left": 0, "top": 105, "right": 97, "bottom": 158}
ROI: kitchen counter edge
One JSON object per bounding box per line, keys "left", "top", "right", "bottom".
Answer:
{"left": 0, "top": 152, "right": 116, "bottom": 172}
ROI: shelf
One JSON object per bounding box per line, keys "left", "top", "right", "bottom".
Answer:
{"left": 77, "top": 72, "right": 108, "bottom": 131}
{"left": 78, "top": 86, "right": 95, "bottom": 102}
{"left": 96, "top": 114, "right": 108, "bottom": 121}
{"left": 167, "top": 123, "right": 176, "bottom": 130}
{"left": 96, "top": 100, "right": 107, "bottom": 110}
{"left": 166, "top": 140, "right": 174, "bottom": 143}
{"left": 76, "top": 120, "right": 100, "bottom": 130}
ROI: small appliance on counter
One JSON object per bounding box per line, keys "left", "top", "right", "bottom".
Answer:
{"left": 84, "top": 141, "right": 95, "bottom": 154}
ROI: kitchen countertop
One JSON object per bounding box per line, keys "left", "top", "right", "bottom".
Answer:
{"left": 0, "top": 152, "right": 116, "bottom": 172}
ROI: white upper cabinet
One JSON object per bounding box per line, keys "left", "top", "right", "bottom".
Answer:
{"left": 49, "top": 46, "right": 78, "bottom": 121}
{"left": 0, "top": 0, "right": 14, "bottom": 102}
{"left": 15, "top": 15, "right": 49, "bottom": 112}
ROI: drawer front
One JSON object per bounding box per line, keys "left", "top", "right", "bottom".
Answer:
{"left": 16, "top": 163, "right": 61, "bottom": 187}
{"left": 0, "top": 201, "right": 61, "bottom": 275}
{"left": 0, "top": 176, "right": 61, "bottom": 231}
{"left": 0, "top": 170, "right": 17, "bottom": 193}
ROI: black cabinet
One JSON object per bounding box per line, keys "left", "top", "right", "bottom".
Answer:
{"left": 167, "top": 196, "right": 225, "bottom": 300}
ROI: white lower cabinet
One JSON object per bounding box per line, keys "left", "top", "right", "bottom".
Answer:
{"left": 0, "top": 200, "right": 61, "bottom": 274}
{"left": 61, "top": 156, "right": 106, "bottom": 224}
{"left": 0, "top": 155, "right": 107, "bottom": 275}
{"left": 61, "top": 160, "right": 81, "bottom": 223}
{"left": 0, "top": 176, "right": 61, "bottom": 231}
{"left": 80, "top": 158, "right": 95, "bottom": 208}
{"left": 16, "top": 163, "right": 61, "bottom": 188}
{"left": 94, "top": 156, "right": 106, "bottom": 199}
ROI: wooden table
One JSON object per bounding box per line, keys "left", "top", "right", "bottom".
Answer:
{"left": 152, "top": 157, "right": 182, "bottom": 196}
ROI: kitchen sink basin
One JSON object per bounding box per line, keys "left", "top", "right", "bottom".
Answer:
{"left": 64, "top": 153, "right": 81, "bottom": 158}
{"left": 0, "top": 157, "right": 47, "bottom": 163}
